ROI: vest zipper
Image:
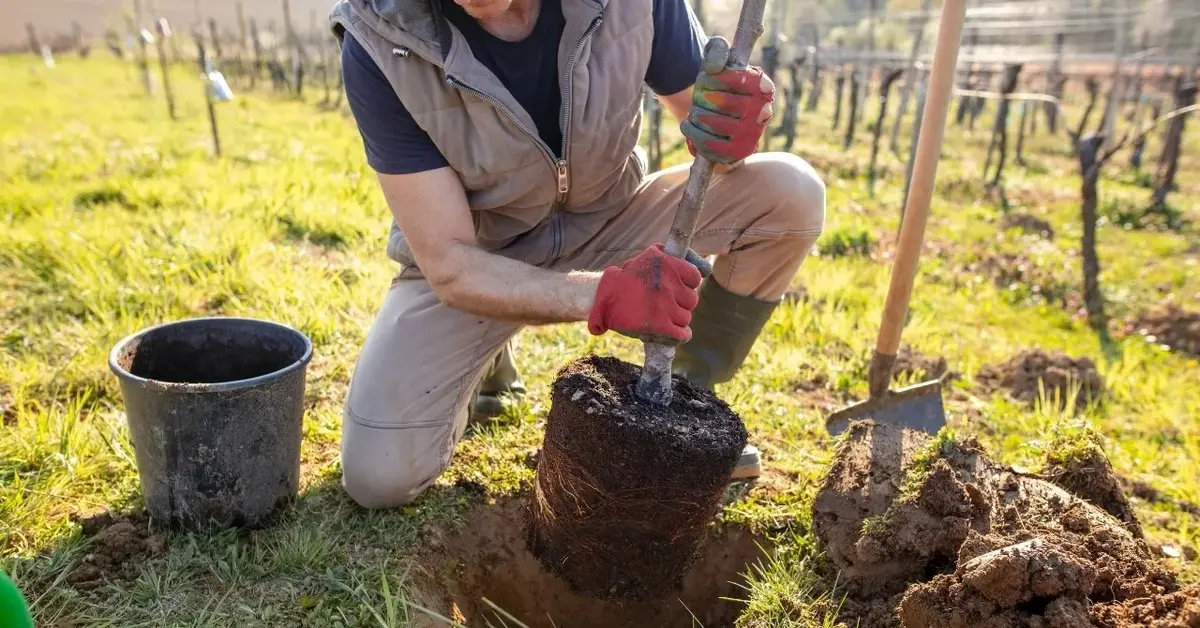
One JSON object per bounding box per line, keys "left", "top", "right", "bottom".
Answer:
{"left": 549, "top": 15, "right": 603, "bottom": 258}
{"left": 445, "top": 14, "right": 602, "bottom": 260}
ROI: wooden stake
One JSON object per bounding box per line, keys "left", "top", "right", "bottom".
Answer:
{"left": 832, "top": 69, "right": 845, "bottom": 130}
{"left": 868, "top": 68, "right": 903, "bottom": 196}
{"left": 237, "top": 3, "right": 249, "bottom": 84}
{"left": 155, "top": 21, "right": 177, "bottom": 119}
{"left": 984, "top": 64, "right": 1022, "bottom": 188}
{"left": 26, "top": 23, "right": 40, "bottom": 56}
{"left": 804, "top": 21, "right": 821, "bottom": 112}
{"left": 132, "top": 1, "right": 154, "bottom": 95}
{"left": 249, "top": 19, "right": 264, "bottom": 89}
{"left": 208, "top": 18, "right": 223, "bottom": 62}
{"left": 889, "top": 0, "right": 933, "bottom": 154}
{"left": 196, "top": 35, "right": 222, "bottom": 158}
{"left": 843, "top": 69, "right": 860, "bottom": 150}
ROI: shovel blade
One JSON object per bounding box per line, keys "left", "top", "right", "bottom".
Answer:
{"left": 826, "top": 380, "right": 947, "bottom": 436}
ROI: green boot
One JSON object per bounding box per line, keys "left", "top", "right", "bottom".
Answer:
{"left": 674, "top": 279, "right": 780, "bottom": 480}
{"left": 470, "top": 342, "right": 526, "bottom": 425}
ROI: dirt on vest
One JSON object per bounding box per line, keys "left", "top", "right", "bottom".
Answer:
{"left": 812, "top": 421, "right": 1200, "bottom": 628}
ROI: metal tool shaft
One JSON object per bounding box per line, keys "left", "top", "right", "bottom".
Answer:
{"left": 634, "top": 0, "right": 768, "bottom": 406}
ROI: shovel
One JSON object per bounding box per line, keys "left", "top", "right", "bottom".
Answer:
{"left": 634, "top": 0, "right": 768, "bottom": 407}
{"left": 825, "top": 0, "right": 968, "bottom": 436}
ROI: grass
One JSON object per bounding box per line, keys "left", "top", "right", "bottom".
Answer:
{"left": 2, "top": 49, "right": 1199, "bottom": 627}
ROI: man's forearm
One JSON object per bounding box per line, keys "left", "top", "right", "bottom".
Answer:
{"left": 428, "top": 242, "right": 601, "bottom": 325}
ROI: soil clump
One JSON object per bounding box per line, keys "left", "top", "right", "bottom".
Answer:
{"left": 1041, "top": 438, "right": 1143, "bottom": 538}
{"left": 1001, "top": 212, "right": 1056, "bottom": 239}
{"left": 813, "top": 421, "right": 1189, "bottom": 628}
{"left": 527, "top": 355, "right": 748, "bottom": 602}
{"left": 1131, "top": 302, "right": 1200, "bottom": 356}
{"left": 67, "top": 510, "right": 166, "bottom": 591}
{"left": 893, "top": 345, "right": 956, "bottom": 383}
{"left": 964, "top": 251, "right": 1071, "bottom": 304}
{"left": 977, "top": 349, "right": 1104, "bottom": 409}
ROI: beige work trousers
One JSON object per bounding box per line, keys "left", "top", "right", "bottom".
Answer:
{"left": 341, "top": 152, "right": 826, "bottom": 508}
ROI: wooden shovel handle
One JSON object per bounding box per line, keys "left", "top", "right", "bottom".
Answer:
{"left": 875, "top": 0, "right": 968, "bottom": 358}
{"left": 635, "top": 0, "right": 768, "bottom": 406}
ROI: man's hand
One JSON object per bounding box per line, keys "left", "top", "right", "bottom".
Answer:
{"left": 681, "top": 38, "right": 776, "bottom": 166}
{"left": 588, "top": 245, "right": 711, "bottom": 344}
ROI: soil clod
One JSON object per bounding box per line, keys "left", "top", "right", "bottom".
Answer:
{"left": 1131, "top": 301, "right": 1200, "bottom": 356}
{"left": 1001, "top": 212, "right": 1056, "bottom": 239}
{"left": 527, "top": 355, "right": 747, "bottom": 602}
{"left": 68, "top": 510, "right": 166, "bottom": 591}
{"left": 977, "top": 349, "right": 1104, "bottom": 409}
{"left": 1040, "top": 433, "right": 1143, "bottom": 538}
{"left": 893, "top": 345, "right": 956, "bottom": 383}
{"left": 813, "top": 421, "right": 1188, "bottom": 628}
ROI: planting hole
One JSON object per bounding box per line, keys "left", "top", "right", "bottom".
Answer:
{"left": 413, "top": 497, "right": 770, "bottom": 628}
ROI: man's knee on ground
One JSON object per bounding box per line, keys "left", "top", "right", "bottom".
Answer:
{"left": 741, "top": 152, "right": 827, "bottom": 236}
{"left": 341, "top": 458, "right": 437, "bottom": 509}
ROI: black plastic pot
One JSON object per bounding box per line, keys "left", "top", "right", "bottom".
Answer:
{"left": 109, "top": 317, "right": 313, "bottom": 529}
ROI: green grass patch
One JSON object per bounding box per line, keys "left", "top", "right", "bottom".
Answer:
{"left": 2, "top": 53, "right": 1199, "bottom": 626}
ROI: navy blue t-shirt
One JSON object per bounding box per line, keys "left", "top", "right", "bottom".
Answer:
{"left": 343, "top": 0, "right": 705, "bottom": 174}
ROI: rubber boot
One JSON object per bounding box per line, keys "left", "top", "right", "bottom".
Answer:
{"left": 674, "top": 279, "right": 780, "bottom": 480}
{"left": 470, "top": 342, "right": 526, "bottom": 425}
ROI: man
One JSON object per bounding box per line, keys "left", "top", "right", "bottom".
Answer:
{"left": 331, "top": 0, "right": 825, "bottom": 509}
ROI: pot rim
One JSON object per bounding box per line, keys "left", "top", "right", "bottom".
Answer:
{"left": 108, "top": 316, "right": 314, "bottom": 394}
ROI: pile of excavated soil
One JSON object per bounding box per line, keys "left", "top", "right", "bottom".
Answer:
{"left": 527, "top": 355, "right": 747, "bottom": 601}
{"left": 893, "top": 345, "right": 956, "bottom": 383}
{"left": 1131, "top": 302, "right": 1200, "bottom": 356}
{"left": 977, "top": 349, "right": 1104, "bottom": 409}
{"left": 67, "top": 510, "right": 166, "bottom": 591}
{"left": 813, "top": 422, "right": 1192, "bottom": 628}
{"left": 964, "top": 252, "right": 1071, "bottom": 304}
{"left": 1001, "top": 212, "right": 1056, "bottom": 239}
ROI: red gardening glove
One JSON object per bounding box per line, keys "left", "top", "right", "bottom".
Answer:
{"left": 588, "top": 244, "right": 710, "bottom": 344}
{"left": 681, "top": 37, "right": 776, "bottom": 165}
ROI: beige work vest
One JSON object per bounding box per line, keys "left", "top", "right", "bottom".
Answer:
{"left": 330, "top": 0, "right": 667, "bottom": 270}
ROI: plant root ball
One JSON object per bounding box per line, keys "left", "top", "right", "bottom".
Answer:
{"left": 526, "top": 355, "right": 748, "bottom": 602}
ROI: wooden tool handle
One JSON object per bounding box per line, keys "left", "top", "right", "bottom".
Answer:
{"left": 635, "top": 0, "right": 768, "bottom": 407}
{"left": 868, "top": 0, "right": 967, "bottom": 398}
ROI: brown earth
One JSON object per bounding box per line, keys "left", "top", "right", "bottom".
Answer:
{"left": 527, "top": 355, "right": 748, "bottom": 602}
{"left": 1001, "top": 212, "right": 1056, "bottom": 239}
{"left": 977, "top": 349, "right": 1104, "bottom": 409}
{"left": 1041, "top": 441, "right": 1143, "bottom": 539}
{"left": 410, "top": 496, "right": 768, "bottom": 628}
{"left": 893, "top": 345, "right": 957, "bottom": 383}
{"left": 1130, "top": 302, "right": 1200, "bottom": 356}
{"left": 67, "top": 510, "right": 166, "bottom": 591}
{"left": 963, "top": 252, "right": 1072, "bottom": 305}
{"left": 813, "top": 421, "right": 1190, "bottom": 628}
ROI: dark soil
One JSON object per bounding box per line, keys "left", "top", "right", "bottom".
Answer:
{"left": 1123, "top": 477, "right": 1200, "bottom": 518}
{"left": 1091, "top": 583, "right": 1200, "bottom": 627}
{"left": 1042, "top": 442, "right": 1143, "bottom": 538}
{"left": 527, "top": 355, "right": 748, "bottom": 602}
{"left": 977, "top": 349, "right": 1105, "bottom": 409}
{"left": 962, "top": 252, "right": 1072, "bottom": 305}
{"left": 813, "top": 421, "right": 1189, "bottom": 628}
{"left": 1001, "top": 212, "right": 1056, "bottom": 239}
{"left": 67, "top": 510, "right": 166, "bottom": 591}
{"left": 893, "top": 345, "right": 957, "bottom": 383}
{"left": 414, "top": 497, "right": 769, "bottom": 628}
{"left": 1130, "top": 302, "right": 1200, "bottom": 356}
